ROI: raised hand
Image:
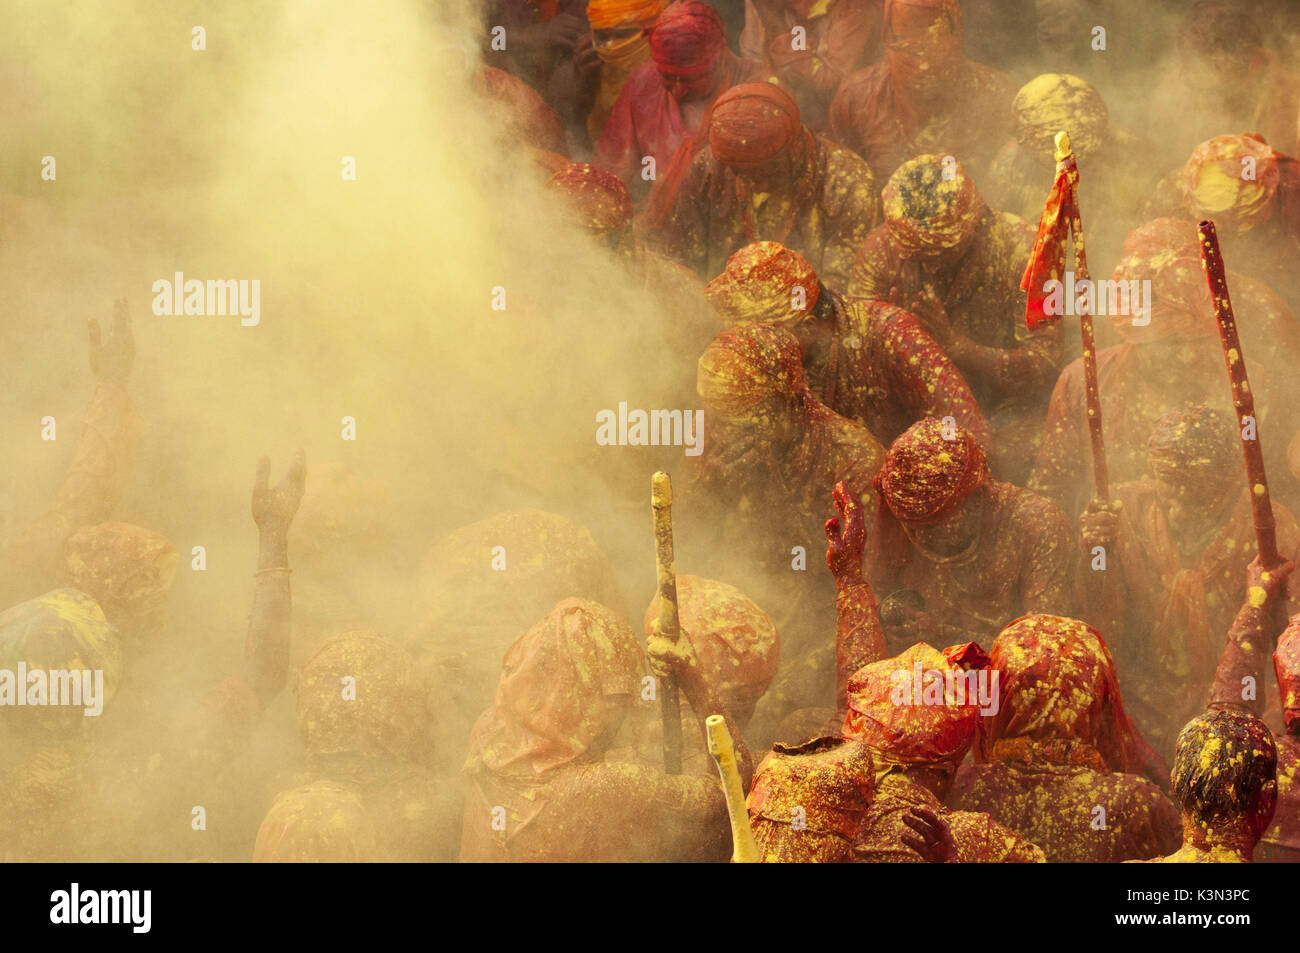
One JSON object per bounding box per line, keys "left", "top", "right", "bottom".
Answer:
{"left": 251, "top": 449, "right": 307, "bottom": 537}
{"left": 1246, "top": 555, "right": 1293, "bottom": 610}
{"left": 825, "top": 479, "right": 866, "bottom": 583}
{"left": 1078, "top": 499, "right": 1121, "bottom": 552}
{"left": 88, "top": 297, "right": 135, "bottom": 385}
{"left": 646, "top": 617, "right": 702, "bottom": 693}
{"left": 900, "top": 806, "right": 958, "bottom": 863}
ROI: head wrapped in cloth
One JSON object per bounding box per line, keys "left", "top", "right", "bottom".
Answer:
{"left": 1146, "top": 405, "right": 1239, "bottom": 496}
{"left": 410, "top": 509, "right": 626, "bottom": 721}
{"left": 1178, "top": 133, "right": 1280, "bottom": 234}
{"left": 876, "top": 417, "right": 990, "bottom": 524}
{"left": 1012, "top": 73, "right": 1109, "bottom": 158}
{"left": 882, "top": 155, "right": 985, "bottom": 260}
{"left": 466, "top": 598, "right": 644, "bottom": 776}
{"left": 980, "top": 614, "right": 1148, "bottom": 774}
{"left": 296, "top": 631, "right": 430, "bottom": 766}
{"left": 64, "top": 522, "right": 177, "bottom": 635}
{"left": 842, "top": 641, "right": 989, "bottom": 766}
{"left": 1275, "top": 617, "right": 1300, "bottom": 734}
{"left": 253, "top": 780, "right": 380, "bottom": 862}
{"left": 708, "top": 83, "right": 805, "bottom": 174}
{"left": 1110, "top": 218, "right": 1215, "bottom": 345}
{"left": 587, "top": 0, "right": 666, "bottom": 30}
{"left": 747, "top": 736, "right": 875, "bottom": 862}
{"left": 648, "top": 1, "right": 726, "bottom": 91}
{"left": 0, "top": 588, "right": 123, "bottom": 738}
{"left": 643, "top": 575, "right": 779, "bottom": 709}
{"left": 697, "top": 323, "right": 809, "bottom": 421}
{"left": 547, "top": 161, "right": 634, "bottom": 237}
{"left": 705, "top": 241, "right": 821, "bottom": 327}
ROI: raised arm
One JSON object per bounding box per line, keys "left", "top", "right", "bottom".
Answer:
{"left": 242, "top": 449, "right": 306, "bottom": 704}
{"left": 0, "top": 299, "right": 141, "bottom": 606}
{"left": 825, "top": 480, "right": 885, "bottom": 722}
{"left": 1208, "top": 555, "right": 1293, "bottom": 715}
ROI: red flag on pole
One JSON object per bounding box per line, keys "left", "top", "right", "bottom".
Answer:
{"left": 1020, "top": 132, "right": 1109, "bottom": 501}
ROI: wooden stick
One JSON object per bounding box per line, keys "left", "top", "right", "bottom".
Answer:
{"left": 705, "top": 714, "right": 759, "bottom": 863}
{"left": 1055, "top": 131, "right": 1110, "bottom": 502}
{"left": 1197, "top": 220, "right": 1281, "bottom": 568}
{"left": 652, "top": 471, "right": 684, "bottom": 775}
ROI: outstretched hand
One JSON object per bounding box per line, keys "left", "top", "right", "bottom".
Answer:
{"left": 88, "top": 297, "right": 135, "bottom": 385}
{"left": 900, "top": 806, "right": 958, "bottom": 863}
{"left": 252, "top": 449, "right": 306, "bottom": 536}
{"left": 825, "top": 480, "right": 866, "bottom": 582}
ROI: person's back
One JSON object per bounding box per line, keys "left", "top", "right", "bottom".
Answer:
{"left": 950, "top": 759, "right": 1179, "bottom": 862}
{"left": 945, "top": 614, "right": 1180, "bottom": 861}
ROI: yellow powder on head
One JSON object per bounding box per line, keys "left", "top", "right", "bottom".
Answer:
{"left": 1193, "top": 163, "right": 1264, "bottom": 214}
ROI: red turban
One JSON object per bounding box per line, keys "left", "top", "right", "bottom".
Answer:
{"left": 1275, "top": 617, "right": 1300, "bottom": 734}
{"left": 1179, "top": 133, "right": 1280, "bottom": 234}
{"left": 644, "top": 575, "right": 779, "bottom": 702}
{"left": 708, "top": 83, "right": 804, "bottom": 171}
{"left": 1110, "top": 217, "right": 1215, "bottom": 344}
{"left": 705, "top": 241, "right": 821, "bottom": 327}
{"left": 466, "top": 598, "right": 645, "bottom": 776}
{"left": 883, "top": 0, "right": 963, "bottom": 96}
{"left": 547, "top": 161, "right": 634, "bottom": 235}
{"left": 876, "top": 417, "right": 990, "bottom": 524}
{"left": 842, "top": 641, "right": 989, "bottom": 765}
{"left": 697, "top": 323, "right": 809, "bottom": 419}
{"left": 587, "top": 0, "right": 666, "bottom": 30}
{"left": 980, "top": 614, "right": 1153, "bottom": 776}
{"left": 882, "top": 155, "right": 984, "bottom": 259}
{"left": 647, "top": 1, "right": 725, "bottom": 78}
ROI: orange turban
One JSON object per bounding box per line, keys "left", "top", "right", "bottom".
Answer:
{"left": 708, "top": 83, "right": 803, "bottom": 171}
{"left": 547, "top": 161, "right": 634, "bottom": 235}
{"left": 586, "top": 0, "right": 666, "bottom": 30}
{"left": 1275, "top": 617, "right": 1300, "bottom": 734}
{"left": 705, "top": 241, "right": 821, "bottom": 327}
{"left": 882, "top": 155, "right": 984, "bottom": 258}
{"left": 466, "top": 598, "right": 644, "bottom": 776}
{"left": 876, "top": 417, "right": 990, "bottom": 524}
{"left": 1179, "top": 133, "right": 1280, "bottom": 234}
{"left": 697, "top": 323, "right": 809, "bottom": 420}
{"left": 842, "top": 641, "right": 989, "bottom": 765}
{"left": 1109, "top": 217, "right": 1215, "bottom": 344}
{"left": 64, "top": 522, "right": 178, "bottom": 624}
{"left": 644, "top": 575, "right": 779, "bottom": 702}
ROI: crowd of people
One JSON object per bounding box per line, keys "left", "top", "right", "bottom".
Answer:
{"left": 5, "top": 0, "right": 1300, "bottom": 863}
